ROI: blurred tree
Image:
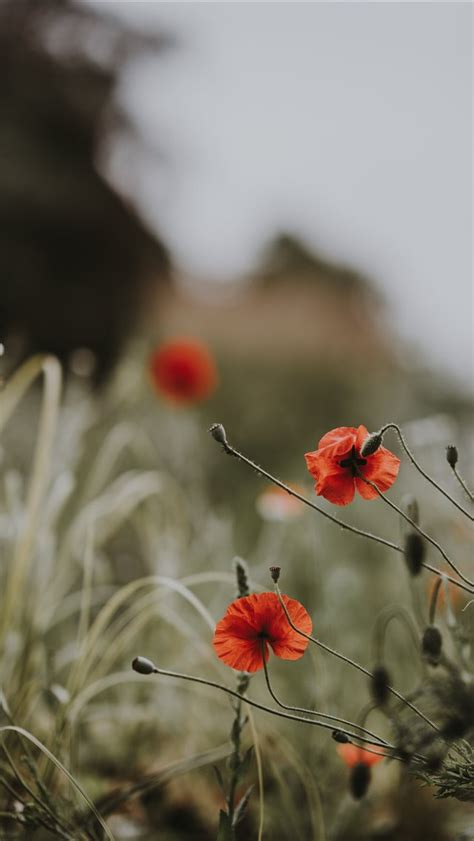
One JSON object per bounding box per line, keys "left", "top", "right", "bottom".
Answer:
{"left": 0, "top": 0, "right": 170, "bottom": 384}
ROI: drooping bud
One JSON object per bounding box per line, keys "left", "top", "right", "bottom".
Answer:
{"left": 332, "top": 730, "right": 350, "bottom": 744}
{"left": 403, "top": 532, "right": 425, "bottom": 576}
{"left": 422, "top": 625, "right": 443, "bottom": 665}
{"left": 350, "top": 762, "right": 371, "bottom": 799}
{"left": 209, "top": 423, "right": 228, "bottom": 447}
{"left": 446, "top": 444, "right": 458, "bottom": 469}
{"left": 132, "top": 656, "right": 157, "bottom": 675}
{"left": 233, "top": 557, "right": 250, "bottom": 598}
{"left": 269, "top": 566, "right": 281, "bottom": 584}
{"left": 360, "top": 431, "right": 383, "bottom": 458}
{"left": 371, "top": 665, "right": 390, "bottom": 706}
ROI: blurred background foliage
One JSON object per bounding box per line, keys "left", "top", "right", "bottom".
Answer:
{"left": 0, "top": 1, "right": 472, "bottom": 839}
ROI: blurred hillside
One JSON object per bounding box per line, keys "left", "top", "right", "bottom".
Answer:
{"left": 153, "top": 234, "right": 472, "bottom": 534}
{"left": 161, "top": 233, "right": 389, "bottom": 365}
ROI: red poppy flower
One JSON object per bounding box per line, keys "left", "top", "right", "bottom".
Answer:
{"left": 213, "top": 592, "right": 312, "bottom": 673}
{"left": 305, "top": 425, "right": 400, "bottom": 506}
{"left": 337, "top": 743, "right": 384, "bottom": 768}
{"left": 149, "top": 338, "right": 218, "bottom": 404}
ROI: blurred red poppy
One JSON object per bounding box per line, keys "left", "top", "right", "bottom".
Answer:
{"left": 213, "top": 592, "right": 312, "bottom": 673}
{"left": 305, "top": 425, "right": 400, "bottom": 506}
{"left": 337, "top": 743, "right": 384, "bottom": 768}
{"left": 149, "top": 338, "right": 218, "bottom": 404}
{"left": 256, "top": 483, "right": 305, "bottom": 522}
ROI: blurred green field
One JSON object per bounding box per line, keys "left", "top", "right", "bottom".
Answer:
{"left": 0, "top": 342, "right": 472, "bottom": 840}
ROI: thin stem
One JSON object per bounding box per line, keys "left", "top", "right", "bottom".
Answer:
{"left": 429, "top": 577, "right": 443, "bottom": 625}
{"left": 227, "top": 674, "right": 248, "bottom": 829}
{"left": 452, "top": 465, "right": 474, "bottom": 503}
{"left": 210, "top": 428, "right": 473, "bottom": 595}
{"left": 274, "top": 586, "right": 441, "bottom": 735}
{"left": 372, "top": 604, "right": 422, "bottom": 664}
{"left": 357, "top": 471, "right": 473, "bottom": 588}
{"left": 379, "top": 423, "right": 473, "bottom": 520}
{"left": 146, "top": 665, "right": 394, "bottom": 749}
{"left": 423, "top": 562, "right": 472, "bottom": 595}
{"left": 260, "top": 642, "right": 392, "bottom": 748}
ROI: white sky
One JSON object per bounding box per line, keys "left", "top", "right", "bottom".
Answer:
{"left": 88, "top": 2, "right": 472, "bottom": 384}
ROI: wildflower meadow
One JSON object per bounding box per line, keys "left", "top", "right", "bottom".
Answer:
{"left": 1, "top": 1, "right": 472, "bottom": 838}
{"left": 0, "top": 342, "right": 472, "bottom": 840}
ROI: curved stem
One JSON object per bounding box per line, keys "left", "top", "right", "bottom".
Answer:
{"left": 372, "top": 604, "right": 422, "bottom": 664}
{"left": 260, "top": 644, "right": 392, "bottom": 748}
{"left": 452, "top": 465, "right": 474, "bottom": 503}
{"left": 274, "top": 586, "right": 441, "bottom": 735}
{"left": 429, "top": 577, "right": 443, "bottom": 625}
{"left": 357, "top": 471, "right": 473, "bottom": 589}
{"left": 146, "top": 664, "right": 394, "bottom": 748}
{"left": 210, "top": 428, "right": 472, "bottom": 595}
{"left": 379, "top": 423, "right": 473, "bottom": 521}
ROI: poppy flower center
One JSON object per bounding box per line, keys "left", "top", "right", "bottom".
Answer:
{"left": 339, "top": 446, "right": 367, "bottom": 477}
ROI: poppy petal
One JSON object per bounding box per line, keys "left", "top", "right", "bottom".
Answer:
{"left": 354, "top": 475, "right": 379, "bottom": 500}
{"left": 355, "top": 425, "right": 370, "bottom": 451}
{"left": 213, "top": 634, "right": 269, "bottom": 672}
{"left": 316, "top": 429, "right": 357, "bottom": 460}
{"left": 268, "top": 595, "right": 312, "bottom": 660}
{"left": 318, "top": 427, "right": 358, "bottom": 450}
{"left": 360, "top": 448, "right": 400, "bottom": 492}
{"left": 316, "top": 469, "right": 355, "bottom": 505}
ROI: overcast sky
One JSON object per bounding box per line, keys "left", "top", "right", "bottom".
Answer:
{"left": 89, "top": 2, "right": 472, "bottom": 383}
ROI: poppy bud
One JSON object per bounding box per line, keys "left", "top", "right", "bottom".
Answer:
{"left": 422, "top": 625, "right": 442, "bottom": 665}
{"left": 446, "top": 445, "right": 458, "bottom": 468}
{"left": 233, "top": 557, "right": 250, "bottom": 598}
{"left": 360, "top": 431, "right": 383, "bottom": 458}
{"left": 209, "top": 423, "right": 228, "bottom": 447}
{"left": 132, "top": 656, "right": 157, "bottom": 675}
{"left": 332, "top": 730, "right": 350, "bottom": 744}
{"left": 269, "top": 566, "right": 281, "bottom": 583}
{"left": 403, "top": 532, "right": 425, "bottom": 576}
{"left": 350, "top": 762, "right": 371, "bottom": 799}
{"left": 371, "top": 665, "right": 390, "bottom": 705}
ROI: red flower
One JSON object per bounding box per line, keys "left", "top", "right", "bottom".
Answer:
{"left": 213, "top": 592, "right": 312, "bottom": 673}
{"left": 305, "top": 425, "right": 400, "bottom": 506}
{"left": 149, "top": 338, "right": 218, "bottom": 404}
{"left": 337, "top": 743, "right": 384, "bottom": 768}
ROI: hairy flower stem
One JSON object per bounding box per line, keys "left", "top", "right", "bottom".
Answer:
{"left": 260, "top": 643, "right": 392, "bottom": 749}
{"left": 379, "top": 423, "right": 473, "bottom": 521}
{"left": 356, "top": 471, "right": 473, "bottom": 589}
{"left": 226, "top": 674, "right": 249, "bottom": 830}
{"left": 273, "top": 586, "right": 441, "bottom": 736}
{"left": 210, "top": 426, "right": 472, "bottom": 595}
{"left": 451, "top": 464, "right": 474, "bottom": 503}
{"left": 139, "top": 663, "right": 395, "bottom": 749}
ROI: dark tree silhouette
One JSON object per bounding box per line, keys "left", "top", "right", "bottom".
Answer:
{"left": 0, "top": 0, "right": 170, "bottom": 385}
